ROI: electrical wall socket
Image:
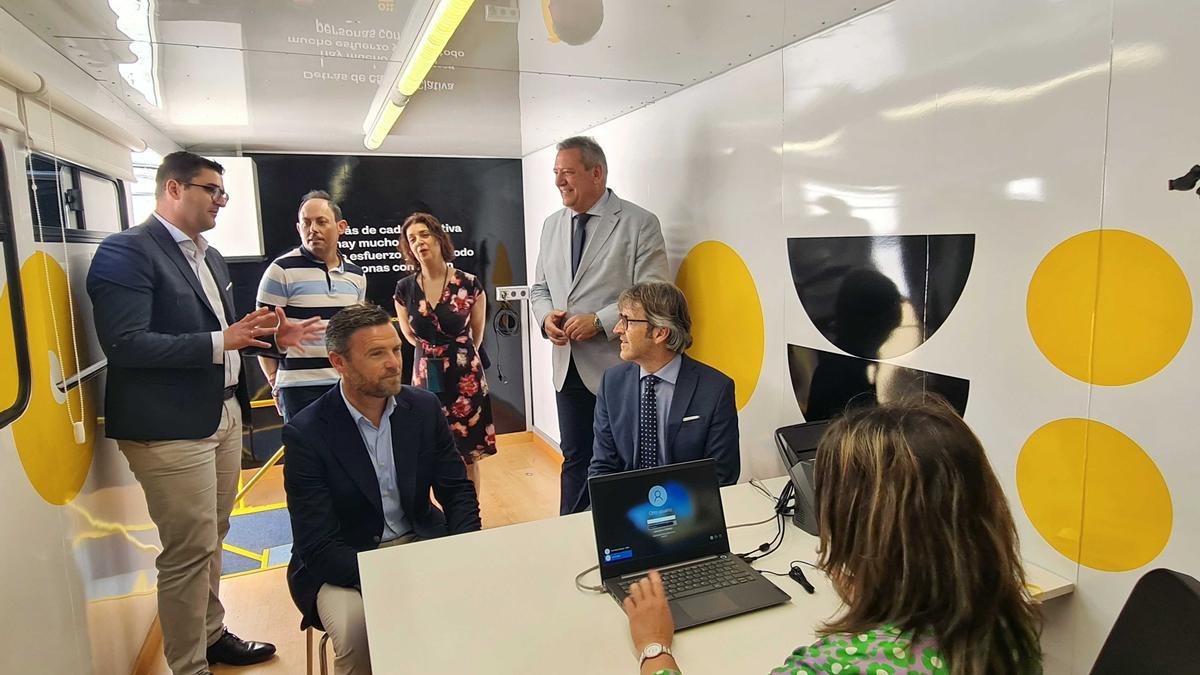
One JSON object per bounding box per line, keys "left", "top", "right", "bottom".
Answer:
{"left": 496, "top": 285, "right": 529, "bottom": 301}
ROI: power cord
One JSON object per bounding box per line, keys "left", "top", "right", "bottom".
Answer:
{"left": 489, "top": 301, "right": 520, "bottom": 385}
{"left": 737, "top": 482, "right": 795, "bottom": 565}
{"left": 755, "top": 559, "right": 818, "bottom": 594}
{"left": 574, "top": 563, "right": 605, "bottom": 593}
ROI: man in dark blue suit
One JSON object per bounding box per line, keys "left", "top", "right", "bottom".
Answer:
{"left": 589, "top": 282, "right": 740, "bottom": 486}
{"left": 283, "top": 303, "right": 481, "bottom": 674}
{"left": 87, "top": 151, "right": 319, "bottom": 674}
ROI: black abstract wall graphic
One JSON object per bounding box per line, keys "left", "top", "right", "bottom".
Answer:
{"left": 787, "top": 235, "right": 974, "bottom": 359}
{"left": 787, "top": 345, "right": 969, "bottom": 420}
{"left": 786, "top": 234, "right": 974, "bottom": 421}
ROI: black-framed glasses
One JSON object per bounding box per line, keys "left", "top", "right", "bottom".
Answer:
{"left": 184, "top": 182, "right": 230, "bottom": 203}
{"left": 617, "top": 314, "right": 651, "bottom": 329}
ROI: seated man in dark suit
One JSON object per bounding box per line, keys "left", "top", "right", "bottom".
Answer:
{"left": 283, "top": 303, "right": 481, "bottom": 674}
{"left": 589, "top": 282, "right": 740, "bottom": 485}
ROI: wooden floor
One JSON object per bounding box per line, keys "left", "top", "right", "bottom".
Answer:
{"left": 139, "top": 431, "right": 562, "bottom": 675}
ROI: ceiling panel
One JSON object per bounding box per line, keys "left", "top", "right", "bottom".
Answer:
{"left": 0, "top": 0, "right": 892, "bottom": 156}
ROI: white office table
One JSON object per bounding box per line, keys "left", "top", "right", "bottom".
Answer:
{"left": 360, "top": 476, "right": 1072, "bottom": 674}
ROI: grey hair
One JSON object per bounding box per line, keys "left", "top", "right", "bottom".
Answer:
{"left": 619, "top": 282, "right": 693, "bottom": 353}
{"left": 326, "top": 303, "right": 391, "bottom": 356}
{"left": 556, "top": 135, "right": 608, "bottom": 172}
{"left": 299, "top": 189, "right": 343, "bottom": 222}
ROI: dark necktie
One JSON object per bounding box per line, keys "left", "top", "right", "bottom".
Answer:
{"left": 571, "top": 212, "right": 592, "bottom": 278}
{"left": 637, "top": 375, "right": 661, "bottom": 470}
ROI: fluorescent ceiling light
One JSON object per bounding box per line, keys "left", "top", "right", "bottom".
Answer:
{"left": 363, "top": 0, "right": 475, "bottom": 149}
{"left": 108, "top": 0, "right": 159, "bottom": 106}
{"left": 365, "top": 99, "right": 407, "bottom": 151}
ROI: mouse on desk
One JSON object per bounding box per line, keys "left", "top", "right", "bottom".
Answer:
{"left": 789, "top": 565, "right": 815, "bottom": 594}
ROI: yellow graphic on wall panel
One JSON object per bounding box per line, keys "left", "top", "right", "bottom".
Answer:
{"left": 1027, "top": 229, "right": 1191, "bottom": 385}
{"left": 1017, "top": 418, "right": 1172, "bottom": 572}
{"left": 6, "top": 252, "right": 94, "bottom": 504}
{"left": 675, "top": 241, "right": 763, "bottom": 410}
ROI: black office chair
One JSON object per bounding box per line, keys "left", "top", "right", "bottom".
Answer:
{"left": 1090, "top": 568, "right": 1200, "bottom": 673}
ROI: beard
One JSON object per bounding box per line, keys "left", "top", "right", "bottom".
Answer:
{"left": 345, "top": 369, "right": 402, "bottom": 399}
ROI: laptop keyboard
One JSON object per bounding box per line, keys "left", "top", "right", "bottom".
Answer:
{"left": 618, "top": 555, "right": 757, "bottom": 601}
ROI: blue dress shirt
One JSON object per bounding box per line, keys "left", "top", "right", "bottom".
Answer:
{"left": 339, "top": 384, "right": 412, "bottom": 542}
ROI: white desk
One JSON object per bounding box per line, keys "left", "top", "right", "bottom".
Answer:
{"left": 359, "top": 476, "right": 1072, "bottom": 674}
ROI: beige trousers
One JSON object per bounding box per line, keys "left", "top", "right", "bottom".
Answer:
{"left": 119, "top": 399, "right": 243, "bottom": 675}
{"left": 316, "top": 534, "right": 416, "bottom": 675}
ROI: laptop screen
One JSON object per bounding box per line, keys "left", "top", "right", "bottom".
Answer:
{"left": 589, "top": 459, "right": 729, "bottom": 579}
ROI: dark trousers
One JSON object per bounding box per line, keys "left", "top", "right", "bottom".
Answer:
{"left": 556, "top": 359, "right": 597, "bottom": 515}
{"left": 278, "top": 384, "right": 334, "bottom": 422}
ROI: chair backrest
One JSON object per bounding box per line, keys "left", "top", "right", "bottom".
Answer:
{"left": 1090, "top": 568, "right": 1200, "bottom": 674}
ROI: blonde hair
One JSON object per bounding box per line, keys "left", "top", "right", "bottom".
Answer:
{"left": 814, "top": 396, "right": 1041, "bottom": 674}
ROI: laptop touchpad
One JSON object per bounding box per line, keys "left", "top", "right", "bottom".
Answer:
{"left": 677, "top": 592, "right": 738, "bottom": 620}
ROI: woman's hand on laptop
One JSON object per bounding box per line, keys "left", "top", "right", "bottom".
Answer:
{"left": 624, "top": 571, "right": 679, "bottom": 672}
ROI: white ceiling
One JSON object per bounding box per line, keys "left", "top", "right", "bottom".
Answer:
{"left": 0, "top": 0, "right": 889, "bottom": 157}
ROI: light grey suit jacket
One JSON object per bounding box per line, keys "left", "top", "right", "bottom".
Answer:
{"left": 530, "top": 189, "right": 669, "bottom": 394}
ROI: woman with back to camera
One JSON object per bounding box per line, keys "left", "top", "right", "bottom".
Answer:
{"left": 394, "top": 212, "right": 497, "bottom": 495}
{"left": 622, "top": 396, "right": 1042, "bottom": 675}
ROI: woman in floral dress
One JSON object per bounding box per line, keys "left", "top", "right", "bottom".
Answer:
{"left": 394, "top": 213, "right": 496, "bottom": 493}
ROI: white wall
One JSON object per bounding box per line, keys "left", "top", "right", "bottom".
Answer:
{"left": 522, "top": 0, "right": 1200, "bottom": 672}
{"left": 0, "top": 9, "right": 179, "bottom": 675}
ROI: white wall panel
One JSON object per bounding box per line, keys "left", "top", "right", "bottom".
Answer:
{"left": 523, "top": 53, "right": 786, "bottom": 479}
{"left": 518, "top": 0, "right": 891, "bottom": 154}
{"left": 782, "top": 0, "right": 1113, "bottom": 590}
{"left": 522, "top": 0, "right": 1197, "bottom": 671}
{"left": 1071, "top": 0, "right": 1200, "bottom": 668}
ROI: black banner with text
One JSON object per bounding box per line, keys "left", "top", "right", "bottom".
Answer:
{"left": 229, "top": 154, "right": 526, "bottom": 458}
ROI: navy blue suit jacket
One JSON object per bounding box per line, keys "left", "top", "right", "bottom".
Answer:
{"left": 590, "top": 354, "right": 740, "bottom": 485}
{"left": 283, "top": 384, "right": 482, "bottom": 630}
{"left": 86, "top": 217, "right": 250, "bottom": 440}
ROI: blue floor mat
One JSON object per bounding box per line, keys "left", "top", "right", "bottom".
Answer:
{"left": 221, "top": 505, "right": 293, "bottom": 577}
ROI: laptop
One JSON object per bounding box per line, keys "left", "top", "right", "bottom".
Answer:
{"left": 588, "top": 459, "right": 791, "bottom": 629}
{"left": 774, "top": 420, "right": 829, "bottom": 536}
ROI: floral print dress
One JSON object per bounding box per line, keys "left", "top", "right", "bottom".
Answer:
{"left": 395, "top": 269, "right": 497, "bottom": 463}
{"left": 654, "top": 625, "right": 949, "bottom": 675}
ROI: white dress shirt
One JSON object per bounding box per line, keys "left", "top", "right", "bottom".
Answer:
{"left": 154, "top": 212, "right": 239, "bottom": 388}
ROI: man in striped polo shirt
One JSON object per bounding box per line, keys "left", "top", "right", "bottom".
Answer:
{"left": 257, "top": 190, "right": 367, "bottom": 420}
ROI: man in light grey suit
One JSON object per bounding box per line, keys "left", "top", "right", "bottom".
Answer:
{"left": 530, "top": 136, "right": 669, "bottom": 514}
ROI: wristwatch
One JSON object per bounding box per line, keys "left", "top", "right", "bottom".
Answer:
{"left": 639, "top": 642, "right": 672, "bottom": 667}
{"left": 593, "top": 314, "right": 603, "bottom": 333}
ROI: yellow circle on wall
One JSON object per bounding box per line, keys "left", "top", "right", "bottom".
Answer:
{"left": 1017, "top": 418, "right": 1172, "bottom": 572}
{"left": 6, "top": 252, "right": 95, "bottom": 505}
{"left": 1027, "top": 229, "right": 1191, "bottom": 385}
{"left": 675, "top": 241, "right": 763, "bottom": 410}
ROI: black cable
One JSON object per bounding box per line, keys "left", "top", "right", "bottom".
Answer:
{"left": 489, "top": 300, "right": 519, "bottom": 384}
{"left": 737, "top": 482, "right": 794, "bottom": 564}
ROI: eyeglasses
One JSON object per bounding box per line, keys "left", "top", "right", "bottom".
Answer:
{"left": 617, "top": 314, "right": 651, "bottom": 329}
{"left": 184, "top": 182, "right": 230, "bottom": 203}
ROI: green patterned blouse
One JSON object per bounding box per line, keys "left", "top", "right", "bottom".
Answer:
{"left": 652, "top": 624, "right": 948, "bottom": 675}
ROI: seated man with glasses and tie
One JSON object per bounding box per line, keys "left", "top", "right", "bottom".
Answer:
{"left": 589, "top": 282, "right": 740, "bottom": 485}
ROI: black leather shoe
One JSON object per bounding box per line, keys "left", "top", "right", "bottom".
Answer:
{"left": 206, "top": 628, "right": 276, "bottom": 666}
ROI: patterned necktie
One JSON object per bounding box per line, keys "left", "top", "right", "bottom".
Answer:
{"left": 571, "top": 212, "right": 592, "bottom": 278}
{"left": 637, "top": 374, "right": 661, "bottom": 470}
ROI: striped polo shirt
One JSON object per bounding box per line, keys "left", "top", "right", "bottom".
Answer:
{"left": 256, "top": 246, "right": 367, "bottom": 389}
